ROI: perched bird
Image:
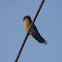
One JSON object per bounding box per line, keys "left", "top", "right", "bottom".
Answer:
{"left": 23, "top": 15, "right": 47, "bottom": 45}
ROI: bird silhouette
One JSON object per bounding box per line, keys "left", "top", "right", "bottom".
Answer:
{"left": 23, "top": 16, "right": 47, "bottom": 45}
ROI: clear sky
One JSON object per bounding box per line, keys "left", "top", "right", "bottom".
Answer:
{"left": 0, "top": 0, "right": 62, "bottom": 62}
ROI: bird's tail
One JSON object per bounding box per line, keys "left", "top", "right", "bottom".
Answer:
{"left": 31, "top": 32, "right": 48, "bottom": 45}
{"left": 43, "top": 40, "right": 48, "bottom": 45}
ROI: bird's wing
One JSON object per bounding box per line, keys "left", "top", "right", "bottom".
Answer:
{"left": 30, "top": 25, "right": 47, "bottom": 45}
{"left": 28, "top": 20, "right": 47, "bottom": 45}
{"left": 28, "top": 19, "right": 32, "bottom": 24}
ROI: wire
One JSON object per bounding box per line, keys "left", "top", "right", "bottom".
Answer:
{"left": 15, "top": 0, "right": 45, "bottom": 62}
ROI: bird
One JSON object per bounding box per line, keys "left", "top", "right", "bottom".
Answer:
{"left": 23, "top": 15, "right": 47, "bottom": 45}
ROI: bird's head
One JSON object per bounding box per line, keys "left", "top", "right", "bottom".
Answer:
{"left": 23, "top": 15, "right": 31, "bottom": 22}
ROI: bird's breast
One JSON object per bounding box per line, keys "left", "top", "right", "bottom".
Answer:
{"left": 24, "top": 22, "right": 31, "bottom": 31}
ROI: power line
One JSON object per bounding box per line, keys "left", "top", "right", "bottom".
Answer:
{"left": 15, "top": 0, "right": 45, "bottom": 62}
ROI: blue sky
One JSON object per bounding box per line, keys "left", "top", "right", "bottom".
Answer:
{"left": 0, "top": 0, "right": 62, "bottom": 62}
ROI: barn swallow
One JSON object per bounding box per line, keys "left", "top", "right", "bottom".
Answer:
{"left": 23, "top": 16, "right": 47, "bottom": 45}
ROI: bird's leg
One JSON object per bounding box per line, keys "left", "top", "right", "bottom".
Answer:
{"left": 27, "top": 31, "right": 30, "bottom": 35}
